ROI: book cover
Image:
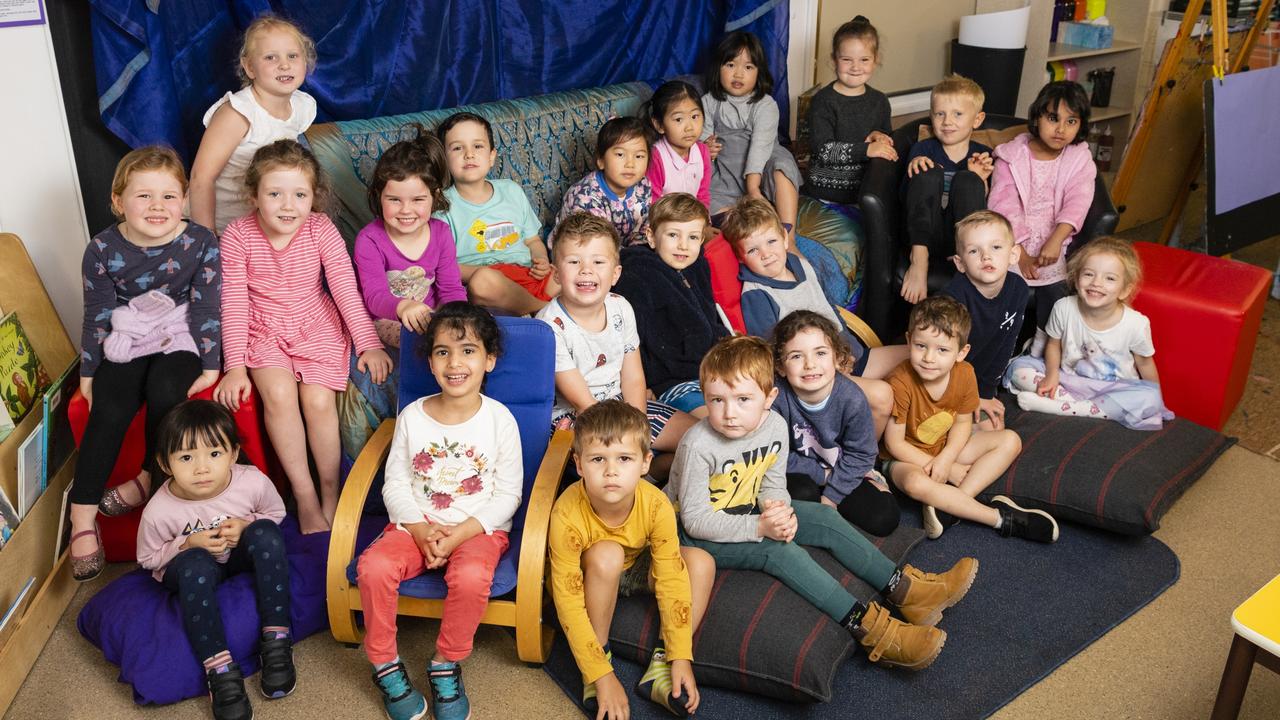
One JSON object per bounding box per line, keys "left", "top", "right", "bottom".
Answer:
{"left": 0, "top": 576, "right": 37, "bottom": 648}
{"left": 41, "top": 360, "right": 78, "bottom": 490}
{"left": 0, "top": 401, "right": 12, "bottom": 444}
{"left": 17, "top": 420, "right": 44, "bottom": 518}
{"left": 0, "top": 311, "right": 51, "bottom": 423}
{"left": 0, "top": 484, "right": 18, "bottom": 551}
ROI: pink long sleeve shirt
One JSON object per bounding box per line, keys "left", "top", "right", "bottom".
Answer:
{"left": 136, "top": 464, "right": 286, "bottom": 581}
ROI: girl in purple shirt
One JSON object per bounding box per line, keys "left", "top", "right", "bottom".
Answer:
{"left": 354, "top": 126, "right": 468, "bottom": 349}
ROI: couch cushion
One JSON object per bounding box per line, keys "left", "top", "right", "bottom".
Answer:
{"left": 305, "top": 82, "right": 654, "bottom": 244}
{"left": 607, "top": 524, "right": 924, "bottom": 703}
{"left": 985, "top": 393, "right": 1234, "bottom": 535}
{"left": 917, "top": 123, "right": 1023, "bottom": 150}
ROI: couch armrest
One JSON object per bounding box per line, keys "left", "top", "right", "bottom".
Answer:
{"left": 327, "top": 419, "right": 394, "bottom": 638}
{"left": 514, "top": 427, "right": 574, "bottom": 663}
{"left": 858, "top": 156, "right": 903, "bottom": 339}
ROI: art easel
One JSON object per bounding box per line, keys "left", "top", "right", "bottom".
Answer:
{"left": 1111, "top": 0, "right": 1275, "bottom": 240}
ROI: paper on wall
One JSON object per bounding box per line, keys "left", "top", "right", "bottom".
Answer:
{"left": 958, "top": 4, "right": 1031, "bottom": 50}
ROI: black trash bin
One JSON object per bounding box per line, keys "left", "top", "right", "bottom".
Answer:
{"left": 950, "top": 39, "right": 1027, "bottom": 117}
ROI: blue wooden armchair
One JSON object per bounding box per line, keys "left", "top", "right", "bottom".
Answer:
{"left": 326, "top": 317, "right": 572, "bottom": 663}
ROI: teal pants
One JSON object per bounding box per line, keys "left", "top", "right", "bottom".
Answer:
{"left": 679, "top": 500, "right": 898, "bottom": 622}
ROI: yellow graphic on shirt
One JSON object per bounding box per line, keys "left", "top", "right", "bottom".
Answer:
{"left": 708, "top": 441, "right": 783, "bottom": 515}
{"left": 469, "top": 219, "right": 520, "bottom": 253}
{"left": 916, "top": 411, "right": 956, "bottom": 447}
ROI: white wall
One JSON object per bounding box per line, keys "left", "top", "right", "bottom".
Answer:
{"left": 0, "top": 19, "right": 90, "bottom": 337}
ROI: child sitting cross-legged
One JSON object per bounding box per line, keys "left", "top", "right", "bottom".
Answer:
{"left": 538, "top": 212, "right": 697, "bottom": 457}
{"left": 725, "top": 196, "right": 902, "bottom": 435}
{"left": 881, "top": 296, "right": 1056, "bottom": 542}
{"left": 549, "top": 399, "right": 716, "bottom": 718}
{"left": 940, "top": 210, "right": 1029, "bottom": 431}
{"left": 668, "top": 335, "right": 979, "bottom": 671}
{"left": 356, "top": 302, "right": 522, "bottom": 720}
{"left": 136, "top": 399, "right": 294, "bottom": 720}
{"left": 613, "top": 192, "right": 732, "bottom": 418}
{"left": 771, "top": 310, "right": 900, "bottom": 537}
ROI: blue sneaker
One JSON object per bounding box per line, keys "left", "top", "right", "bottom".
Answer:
{"left": 372, "top": 661, "right": 427, "bottom": 720}
{"left": 428, "top": 661, "right": 471, "bottom": 720}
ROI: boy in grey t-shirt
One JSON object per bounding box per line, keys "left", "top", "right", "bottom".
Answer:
{"left": 666, "top": 336, "right": 978, "bottom": 670}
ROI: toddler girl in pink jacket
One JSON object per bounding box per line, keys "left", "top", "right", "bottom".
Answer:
{"left": 988, "top": 81, "right": 1095, "bottom": 331}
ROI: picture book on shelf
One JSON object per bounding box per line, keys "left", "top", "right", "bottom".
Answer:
{"left": 53, "top": 484, "right": 73, "bottom": 564}
{"left": 0, "top": 576, "right": 37, "bottom": 648}
{"left": 0, "top": 311, "right": 51, "bottom": 423}
{"left": 0, "top": 485, "right": 18, "bottom": 551}
{"left": 17, "top": 420, "right": 44, "bottom": 519}
{"left": 41, "top": 361, "right": 78, "bottom": 489}
{"left": 0, "top": 402, "right": 12, "bottom": 444}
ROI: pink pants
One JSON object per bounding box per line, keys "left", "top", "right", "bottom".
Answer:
{"left": 357, "top": 524, "right": 509, "bottom": 664}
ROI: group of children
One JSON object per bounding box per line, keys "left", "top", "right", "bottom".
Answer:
{"left": 65, "top": 12, "right": 1174, "bottom": 720}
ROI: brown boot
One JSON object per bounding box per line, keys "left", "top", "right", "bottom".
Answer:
{"left": 891, "top": 557, "right": 979, "bottom": 627}
{"left": 855, "top": 602, "right": 945, "bottom": 671}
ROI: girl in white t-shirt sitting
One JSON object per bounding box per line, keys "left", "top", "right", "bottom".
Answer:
{"left": 1004, "top": 237, "right": 1172, "bottom": 430}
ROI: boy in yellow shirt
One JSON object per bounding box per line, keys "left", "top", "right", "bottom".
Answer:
{"left": 549, "top": 400, "right": 715, "bottom": 718}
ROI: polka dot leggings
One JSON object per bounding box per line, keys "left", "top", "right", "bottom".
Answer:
{"left": 161, "top": 519, "right": 292, "bottom": 663}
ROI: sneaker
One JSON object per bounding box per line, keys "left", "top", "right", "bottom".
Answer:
{"left": 634, "top": 647, "right": 691, "bottom": 717}
{"left": 921, "top": 506, "right": 963, "bottom": 539}
{"left": 854, "top": 602, "right": 946, "bottom": 671}
{"left": 895, "top": 559, "right": 979, "bottom": 626}
{"left": 258, "top": 635, "right": 296, "bottom": 698}
{"left": 207, "top": 663, "right": 254, "bottom": 720}
{"left": 992, "top": 495, "right": 1059, "bottom": 543}
{"left": 372, "top": 662, "right": 427, "bottom": 720}
{"left": 428, "top": 661, "right": 470, "bottom": 720}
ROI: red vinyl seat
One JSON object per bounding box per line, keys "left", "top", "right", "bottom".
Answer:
{"left": 1130, "top": 242, "right": 1270, "bottom": 431}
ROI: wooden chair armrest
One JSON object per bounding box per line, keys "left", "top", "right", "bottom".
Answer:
{"left": 327, "top": 420, "right": 395, "bottom": 597}
{"left": 839, "top": 306, "right": 883, "bottom": 349}
{"left": 514, "top": 427, "right": 574, "bottom": 661}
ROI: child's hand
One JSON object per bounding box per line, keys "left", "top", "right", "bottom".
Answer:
{"left": 406, "top": 521, "right": 448, "bottom": 565}
{"left": 923, "top": 456, "right": 952, "bottom": 484}
{"left": 427, "top": 526, "right": 466, "bottom": 568}
{"left": 79, "top": 377, "right": 94, "bottom": 411}
{"left": 396, "top": 299, "right": 433, "bottom": 334}
{"left": 976, "top": 396, "right": 1006, "bottom": 431}
{"left": 900, "top": 262, "right": 929, "bottom": 304}
{"left": 594, "top": 672, "right": 629, "bottom": 720}
{"left": 1017, "top": 249, "right": 1039, "bottom": 280}
{"left": 867, "top": 140, "right": 899, "bottom": 162}
{"left": 216, "top": 517, "right": 250, "bottom": 548}
{"left": 1037, "top": 373, "right": 1060, "bottom": 400}
{"left": 187, "top": 369, "right": 221, "bottom": 398}
{"left": 184, "top": 528, "right": 228, "bottom": 555}
{"left": 214, "top": 367, "right": 253, "bottom": 410}
{"left": 528, "top": 255, "right": 552, "bottom": 280}
{"left": 670, "top": 659, "right": 700, "bottom": 714}
{"left": 865, "top": 130, "right": 894, "bottom": 146}
{"left": 758, "top": 502, "right": 795, "bottom": 542}
{"left": 820, "top": 496, "right": 838, "bottom": 509}
{"left": 1036, "top": 238, "right": 1063, "bottom": 267}
{"left": 906, "top": 155, "right": 935, "bottom": 178}
{"left": 706, "top": 134, "right": 722, "bottom": 161}
{"left": 358, "top": 348, "right": 394, "bottom": 384}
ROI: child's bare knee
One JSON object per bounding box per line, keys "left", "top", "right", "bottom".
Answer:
{"left": 466, "top": 267, "right": 501, "bottom": 304}
{"left": 582, "top": 541, "right": 625, "bottom": 579}
{"left": 681, "top": 546, "right": 715, "bottom": 582}
{"left": 1000, "top": 429, "right": 1022, "bottom": 453}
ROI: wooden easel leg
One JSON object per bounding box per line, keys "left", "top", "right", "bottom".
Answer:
{"left": 1211, "top": 635, "right": 1258, "bottom": 720}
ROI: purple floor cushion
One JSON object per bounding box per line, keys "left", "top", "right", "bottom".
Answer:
{"left": 77, "top": 517, "right": 331, "bottom": 705}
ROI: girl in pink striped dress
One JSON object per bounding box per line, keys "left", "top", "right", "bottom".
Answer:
{"left": 215, "top": 139, "right": 392, "bottom": 534}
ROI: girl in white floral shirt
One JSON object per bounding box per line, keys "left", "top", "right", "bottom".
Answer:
{"left": 355, "top": 301, "right": 522, "bottom": 720}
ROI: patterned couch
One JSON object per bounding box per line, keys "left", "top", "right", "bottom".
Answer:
{"left": 304, "top": 81, "right": 866, "bottom": 462}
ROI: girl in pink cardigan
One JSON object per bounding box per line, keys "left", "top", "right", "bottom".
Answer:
{"left": 988, "top": 81, "right": 1095, "bottom": 331}
{"left": 644, "top": 80, "right": 713, "bottom": 209}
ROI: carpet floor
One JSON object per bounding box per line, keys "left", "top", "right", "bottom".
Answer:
{"left": 543, "top": 510, "right": 1180, "bottom": 719}
{"left": 7, "top": 445, "right": 1279, "bottom": 719}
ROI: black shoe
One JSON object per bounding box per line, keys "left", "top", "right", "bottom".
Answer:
{"left": 207, "top": 663, "right": 254, "bottom": 720}
{"left": 992, "top": 496, "right": 1059, "bottom": 543}
{"left": 258, "top": 636, "right": 296, "bottom": 699}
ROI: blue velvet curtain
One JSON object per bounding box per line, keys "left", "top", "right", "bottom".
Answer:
{"left": 89, "top": 0, "right": 790, "bottom": 159}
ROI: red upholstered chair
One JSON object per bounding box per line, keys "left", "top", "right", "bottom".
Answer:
{"left": 68, "top": 384, "right": 277, "bottom": 562}
{"left": 1130, "top": 242, "right": 1270, "bottom": 430}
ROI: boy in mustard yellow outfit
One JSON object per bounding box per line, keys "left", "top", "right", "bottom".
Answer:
{"left": 549, "top": 400, "right": 715, "bottom": 718}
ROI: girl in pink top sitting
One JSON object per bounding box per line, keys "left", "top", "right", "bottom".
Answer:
{"left": 644, "top": 80, "right": 713, "bottom": 209}
{"left": 354, "top": 125, "right": 468, "bottom": 349}
{"left": 214, "top": 140, "right": 393, "bottom": 534}
{"left": 988, "top": 81, "right": 1096, "bottom": 332}
{"left": 136, "top": 400, "right": 293, "bottom": 718}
